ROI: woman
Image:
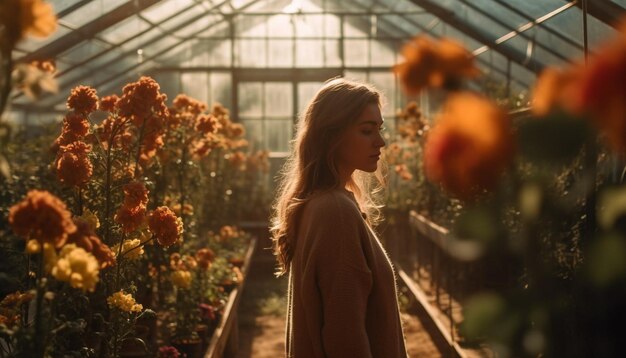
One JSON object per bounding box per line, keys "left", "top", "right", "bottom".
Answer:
{"left": 271, "top": 78, "right": 408, "bottom": 357}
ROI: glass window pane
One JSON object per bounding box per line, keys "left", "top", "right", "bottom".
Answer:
{"left": 141, "top": 0, "right": 197, "bottom": 23}
{"left": 267, "top": 14, "right": 293, "bottom": 38}
{"left": 237, "top": 15, "right": 267, "bottom": 37}
{"left": 369, "top": 72, "right": 396, "bottom": 116}
{"left": 324, "top": 15, "right": 341, "bottom": 38}
{"left": 238, "top": 40, "right": 267, "bottom": 67}
{"left": 238, "top": 83, "right": 263, "bottom": 116}
{"left": 62, "top": 0, "right": 129, "bottom": 28}
{"left": 370, "top": 40, "right": 397, "bottom": 67}
{"left": 181, "top": 73, "right": 208, "bottom": 104}
{"left": 296, "top": 40, "right": 323, "bottom": 67}
{"left": 269, "top": 39, "right": 293, "bottom": 67}
{"left": 265, "top": 83, "right": 292, "bottom": 117}
{"left": 265, "top": 119, "right": 292, "bottom": 152}
{"left": 297, "top": 82, "right": 323, "bottom": 115}
{"left": 297, "top": 15, "right": 324, "bottom": 38}
{"left": 100, "top": 16, "right": 150, "bottom": 44}
{"left": 210, "top": 72, "right": 232, "bottom": 110}
{"left": 240, "top": 119, "right": 263, "bottom": 150}
{"left": 343, "top": 16, "right": 368, "bottom": 38}
{"left": 324, "top": 40, "right": 342, "bottom": 67}
{"left": 152, "top": 72, "right": 181, "bottom": 102}
{"left": 344, "top": 39, "right": 369, "bottom": 67}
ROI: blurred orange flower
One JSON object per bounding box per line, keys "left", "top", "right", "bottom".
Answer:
{"left": 196, "top": 248, "right": 215, "bottom": 270}
{"left": 8, "top": 190, "right": 76, "bottom": 247}
{"left": 394, "top": 164, "right": 413, "bottom": 181}
{"left": 196, "top": 114, "right": 220, "bottom": 135}
{"left": 67, "top": 85, "right": 98, "bottom": 115}
{"left": 172, "top": 94, "right": 207, "bottom": 115}
{"left": 394, "top": 36, "right": 479, "bottom": 95}
{"left": 424, "top": 92, "right": 514, "bottom": 199}
{"left": 148, "top": 206, "right": 183, "bottom": 247}
{"left": 574, "top": 20, "right": 626, "bottom": 155}
{"left": 0, "top": 0, "right": 57, "bottom": 47}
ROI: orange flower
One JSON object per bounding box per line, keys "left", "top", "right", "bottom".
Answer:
{"left": 394, "top": 36, "right": 479, "bottom": 95}
{"left": 117, "top": 76, "right": 169, "bottom": 127}
{"left": 67, "top": 85, "right": 98, "bottom": 114}
{"left": 574, "top": 21, "right": 626, "bottom": 155}
{"left": 0, "top": 0, "right": 57, "bottom": 47}
{"left": 173, "top": 94, "right": 207, "bottom": 115}
{"left": 99, "top": 94, "right": 119, "bottom": 112}
{"left": 226, "top": 123, "right": 245, "bottom": 138}
{"left": 62, "top": 112, "right": 90, "bottom": 138}
{"left": 115, "top": 205, "right": 146, "bottom": 233}
{"left": 148, "top": 206, "right": 183, "bottom": 247}
{"left": 424, "top": 92, "right": 514, "bottom": 200}
{"left": 196, "top": 248, "right": 215, "bottom": 269}
{"left": 122, "top": 181, "right": 149, "bottom": 209}
{"left": 531, "top": 67, "right": 582, "bottom": 117}
{"left": 8, "top": 190, "right": 76, "bottom": 247}
{"left": 67, "top": 218, "right": 116, "bottom": 269}
{"left": 56, "top": 141, "right": 93, "bottom": 187}
{"left": 196, "top": 114, "right": 220, "bottom": 134}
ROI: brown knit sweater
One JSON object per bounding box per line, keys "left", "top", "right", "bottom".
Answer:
{"left": 285, "top": 189, "right": 408, "bottom": 358}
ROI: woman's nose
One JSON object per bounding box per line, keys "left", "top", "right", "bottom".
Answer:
{"left": 375, "top": 132, "right": 386, "bottom": 148}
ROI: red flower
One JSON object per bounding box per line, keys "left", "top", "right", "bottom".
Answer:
{"left": 56, "top": 141, "right": 93, "bottom": 187}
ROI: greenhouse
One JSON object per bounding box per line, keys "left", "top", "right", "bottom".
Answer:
{"left": 1, "top": 0, "right": 626, "bottom": 357}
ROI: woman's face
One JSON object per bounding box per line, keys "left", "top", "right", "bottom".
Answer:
{"left": 336, "top": 103, "right": 386, "bottom": 177}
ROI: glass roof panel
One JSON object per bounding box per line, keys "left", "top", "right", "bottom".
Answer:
{"left": 16, "top": 25, "right": 72, "bottom": 53}
{"left": 140, "top": 0, "right": 198, "bottom": 23}
{"left": 50, "top": 0, "right": 86, "bottom": 14}
{"left": 99, "top": 16, "right": 152, "bottom": 44}
{"left": 174, "top": 14, "right": 225, "bottom": 38}
{"left": 612, "top": 0, "right": 626, "bottom": 9}
{"left": 62, "top": 0, "right": 130, "bottom": 28}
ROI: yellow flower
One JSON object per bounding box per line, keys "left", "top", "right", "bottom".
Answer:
{"left": 51, "top": 244, "right": 99, "bottom": 292}
{"left": 107, "top": 291, "right": 143, "bottom": 313}
{"left": 111, "top": 239, "right": 144, "bottom": 260}
{"left": 171, "top": 270, "right": 192, "bottom": 289}
{"left": 26, "top": 239, "right": 40, "bottom": 254}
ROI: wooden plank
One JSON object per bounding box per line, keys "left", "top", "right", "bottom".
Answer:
{"left": 205, "top": 238, "right": 257, "bottom": 358}
{"left": 398, "top": 268, "right": 468, "bottom": 358}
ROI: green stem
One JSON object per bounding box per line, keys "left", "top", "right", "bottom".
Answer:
{"left": 133, "top": 118, "right": 147, "bottom": 179}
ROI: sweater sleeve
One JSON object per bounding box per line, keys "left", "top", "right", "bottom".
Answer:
{"left": 304, "top": 193, "right": 374, "bottom": 358}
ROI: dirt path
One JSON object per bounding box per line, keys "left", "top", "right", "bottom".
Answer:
{"left": 236, "top": 240, "right": 441, "bottom": 357}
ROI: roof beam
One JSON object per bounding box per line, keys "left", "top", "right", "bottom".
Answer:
{"left": 19, "top": 0, "right": 162, "bottom": 63}
{"left": 575, "top": 0, "right": 626, "bottom": 28}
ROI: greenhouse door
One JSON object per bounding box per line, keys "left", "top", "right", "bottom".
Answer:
{"left": 235, "top": 69, "right": 341, "bottom": 191}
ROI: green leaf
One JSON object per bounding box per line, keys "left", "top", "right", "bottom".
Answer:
{"left": 517, "top": 113, "right": 591, "bottom": 165}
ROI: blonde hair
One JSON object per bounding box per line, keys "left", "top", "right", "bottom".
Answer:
{"left": 270, "top": 78, "right": 386, "bottom": 276}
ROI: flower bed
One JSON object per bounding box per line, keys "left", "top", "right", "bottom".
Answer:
{"left": 0, "top": 77, "right": 269, "bottom": 357}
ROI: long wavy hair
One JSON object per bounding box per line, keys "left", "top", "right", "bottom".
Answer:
{"left": 270, "top": 78, "right": 386, "bottom": 276}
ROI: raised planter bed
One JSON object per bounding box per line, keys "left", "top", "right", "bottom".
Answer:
{"left": 205, "top": 237, "right": 257, "bottom": 358}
